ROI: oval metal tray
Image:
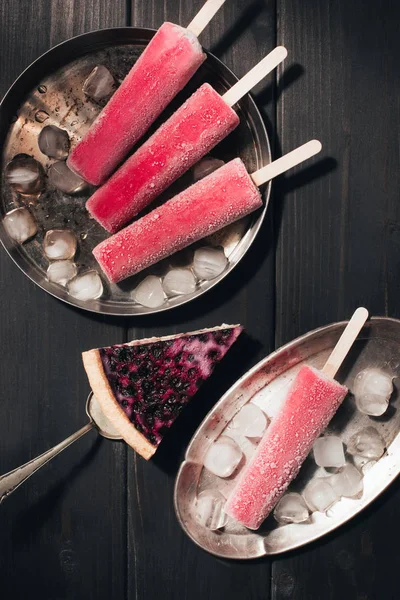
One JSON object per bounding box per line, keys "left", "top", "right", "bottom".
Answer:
{"left": 174, "top": 317, "right": 400, "bottom": 559}
{"left": 0, "top": 28, "right": 271, "bottom": 316}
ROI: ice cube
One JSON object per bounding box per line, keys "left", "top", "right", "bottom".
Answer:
{"left": 5, "top": 155, "right": 44, "bottom": 195}
{"left": 163, "top": 268, "right": 196, "bottom": 296}
{"left": 303, "top": 478, "right": 339, "bottom": 512}
{"left": 347, "top": 426, "right": 386, "bottom": 460}
{"left": 193, "top": 247, "right": 228, "bottom": 280}
{"left": 83, "top": 65, "right": 115, "bottom": 102}
{"left": 331, "top": 464, "right": 363, "bottom": 498}
{"left": 48, "top": 160, "right": 87, "bottom": 194}
{"left": 134, "top": 276, "right": 165, "bottom": 308}
{"left": 47, "top": 260, "right": 77, "bottom": 286}
{"left": 195, "top": 490, "right": 228, "bottom": 530}
{"left": 273, "top": 493, "right": 309, "bottom": 525}
{"left": 192, "top": 157, "right": 224, "bottom": 182}
{"left": 203, "top": 435, "right": 243, "bottom": 478}
{"left": 38, "top": 125, "right": 70, "bottom": 159}
{"left": 313, "top": 436, "right": 346, "bottom": 468}
{"left": 43, "top": 229, "right": 77, "bottom": 260}
{"left": 229, "top": 403, "right": 268, "bottom": 438}
{"left": 3, "top": 208, "right": 37, "bottom": 243}
{"left": 353, "top": 368, "right": 393, "bottom": 416}
{"left": 68, "top": 270, "right": 103, "bottom": 301}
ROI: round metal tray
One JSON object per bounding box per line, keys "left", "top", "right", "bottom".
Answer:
{"left": 0, "top": 28, "right": 271, "bottom": 316}
{"left": 174, "top": 317, "right": 400, "bottom": 559}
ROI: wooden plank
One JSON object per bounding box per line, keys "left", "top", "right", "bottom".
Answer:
{"left": 0, "top": 1, "right": 127, "bottom": 598}
{"left": 273, "top": 0, "right": 400, "bottom": 597}
{"left": 127, "top": 0, "right": 277, "bottom": 598}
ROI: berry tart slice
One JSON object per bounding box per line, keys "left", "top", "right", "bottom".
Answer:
{"left": 82, "top": 324, "right": 242, "bottom": 459}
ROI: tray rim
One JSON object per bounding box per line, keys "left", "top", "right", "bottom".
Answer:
{"left": 174, "top": 316, "right": 400, "bottom": 559}
{"left": 0, "top": 26, "right": 271, "bottom": 317}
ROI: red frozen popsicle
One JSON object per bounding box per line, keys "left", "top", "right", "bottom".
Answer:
{"left": 225, "top": 307, "right": 369, "bottom": 530}
{"left": 67, "top": 0, "right": 227, "bottom": 185}
{"left": 86, "top": 46, "right": 288, "bottom": 233}
{"left": 92, "top": 140, "right": 322, "bottom": 283}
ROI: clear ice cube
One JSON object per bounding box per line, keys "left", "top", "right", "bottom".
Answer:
{"left": 47, "top": 260, "right": 77, "bottom": 286}
{"left": 134, "top": 276, "right": 165, "bottom": 308}
{"left": 331, "top": 464, "right": 363, "bottom": 498}
{"left": 353, "top": 368, "right": 393, "bottom": 416}
{"left": 162, "top": 268, "right": 196, "bottom": 296}
{"left": 193, "top": 247, "right": 228, "bottom": 280}
{"left": 43, "top": 229, "right": 77, "bottom": 260}
{"left": 38, "top": 125, "right": 70, "bottom": 159}
{"left": 192, "top": 157, "right": 225, "bottom": 182}
{"left": 347, "top": 426, "right": 386, "bottom": 460}
{"left": 203, "top": 435, "right": 243, "bottom": 478}
{"left": 229, "top": 403, "right": 268, "bottom": 438}
{"left": 68, "top": 270, "right": 103, "bottom": 301}
{"left": 273, "top": 493, "right": 309, "bottom": 525}
{"left": 195, "top": 490, "right": 228, "bottom": 530}
{"left": 48, "top": 160, "right": 87, "bottom": 194}
{"left": 5, "top": 155, "right": 44, "bottom": 195}
{"left": 303, "top": 478, "right": 339, "bottom": 512}
{"left": 3, "top": 208, "right": 37, "bottom": 243}
{"left": 83, "top": 65, "right": 115, "bottom": 102}
{"left": 313, "top": 436, "right": 346, "bottom": 468}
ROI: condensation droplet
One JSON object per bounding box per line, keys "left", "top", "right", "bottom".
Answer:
{"left": 38, "top": 85, "right": 47, "bottom": 94}
{"left": 35, "top": 110, "right": 49, "bottom": 123}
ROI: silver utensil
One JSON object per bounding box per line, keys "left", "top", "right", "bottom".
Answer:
{"left": 0, "top": 393, "right": 121, "bottom": 503}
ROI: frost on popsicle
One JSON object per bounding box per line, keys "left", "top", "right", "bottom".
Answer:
{"left": 273, "top": 493, "right": 309, "bottom": 525}
{"left": 38, "top": 125, "right": 70, "bottom": 159}
{"left": 43, "top": 229, "right": 77, "bottom": 260}
{"left": 353, "top": 368, "right": 393, "bottom": 416}
{"left": 195, "top": 490, "right": 228, "bottom": 530}
{"left": 5, "top": 155, "right": 44, "bottom": 195}
{"left": 203, "top": 436, "right": 243, "bottom": 478}
{"left": 3, "top": 208, "right": 37, "bottom": 244}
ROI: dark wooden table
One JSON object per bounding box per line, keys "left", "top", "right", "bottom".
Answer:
{"left": 1, "top": 0, "right": 399, "bottom": 598}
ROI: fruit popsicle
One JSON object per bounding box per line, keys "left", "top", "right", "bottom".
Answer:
{"left": 86, "top": 47, "right": 288, "bottom": 233}
{"left": 225, "top": 366, "right": 347, "bottom": 529}
{"left": 92, "top": 140, "right": 322, "bottom": 282}
{"left": 225, "top": 307, "right": 369, "bottom": 530}
{"left": 93, "top": 158, "right": 261, "bottom": 283}
{"left": 67, "top": 0, "right": 228, "bottom": 186}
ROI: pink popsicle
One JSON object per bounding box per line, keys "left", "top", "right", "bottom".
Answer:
{"left": 86, "top": 83, "right": 239, "bottom": 233}
{"left": 225, "top": 366, "right": 348, "bottom": 530}
{"left": 67, "top": 23, "right": 206, "bottom": 186}
{"left": 92, "top": 158, "right": 262, "bottom": 283}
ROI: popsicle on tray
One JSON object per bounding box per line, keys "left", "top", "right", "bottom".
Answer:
{"left": 225, "top": 307, "right": 369, "bottom": 530}
{"left": 92, "top": 140, "right": 322, "bottom": 283}
{"left": 67, "top": 0, "right": 227, "bottom": 186}
{"left": 86, "top": 46, "right": 288, "bottom": 233}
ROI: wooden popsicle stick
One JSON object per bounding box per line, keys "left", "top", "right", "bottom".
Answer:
{"left": 187, "top": 0, "right": 227, "bottom": 37}
{"left": 250, "top": 140, "right": 322, "bottom": 186}
{"left": 322, "top": 308, "right": 369, "bottom": 379}
{"left": 222, "top": 46, "right": 288, "bottom": 107}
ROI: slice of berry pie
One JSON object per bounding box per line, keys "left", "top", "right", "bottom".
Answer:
{"left": 82, "top": 324, "right": 242, "bottom": 459}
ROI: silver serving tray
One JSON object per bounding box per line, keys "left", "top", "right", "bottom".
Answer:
{"left": 174, "top": 317, "right": 400, "bottom": 559}
{"left": 0, "top": 28, "right": 271, "bottom": 316}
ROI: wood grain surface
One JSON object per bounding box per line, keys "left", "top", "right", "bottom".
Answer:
{"left": 0, "top": 0, "right": 399, "bottom": 598}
